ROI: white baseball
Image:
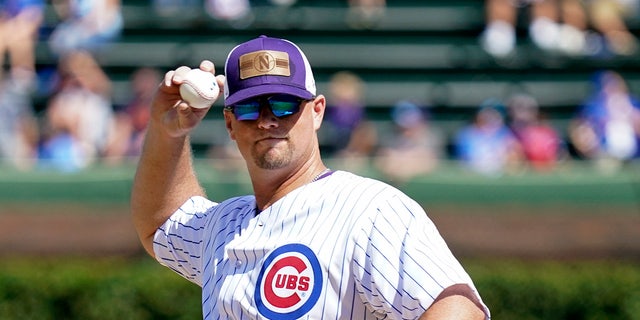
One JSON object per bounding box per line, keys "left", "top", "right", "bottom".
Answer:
{"left": 179, "top": 69, "right": 219, "bottom": 109}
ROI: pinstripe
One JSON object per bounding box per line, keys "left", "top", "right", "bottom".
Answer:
{"left": 385, "top": 195, "right": 456, "bottom": 288}
{"left": 153, "top": 171, "right": 489, "bottom": 319}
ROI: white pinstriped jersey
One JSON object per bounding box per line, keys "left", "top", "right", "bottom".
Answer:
{"left": 154, "top": 170, "right": 489, "bottom": 319}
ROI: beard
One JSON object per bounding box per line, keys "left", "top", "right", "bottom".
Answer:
{"left": 251, "top": 140, "right": 295, "bottom": 170}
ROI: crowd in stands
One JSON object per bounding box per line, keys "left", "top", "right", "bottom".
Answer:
{"left": 318, "top": 68, "right": 639, "bottom": 181}
{"left": 152, "top": 0, "right": 387, "bottom": 29}
{"left": 320, "top": 68, "right": 640, "bottom": 181}
{"left": 0, "top": 0, "right": 638, "bottom": 183}
{"left": 0, "top": 0, "right": 125, "bottom": 172}
{"left": 481, "top": 0, "right": 639, "bottom": 58}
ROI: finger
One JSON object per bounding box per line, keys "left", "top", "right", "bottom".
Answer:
{"left": 175, "top": 100, "right": 190, "bottom": 112}
{"left": 163, "top": 70, "right": 175, "bottom": 87}
{"left": 216, "top": 74, "right": 226, "bottom": 95}
{"left": 199, "top": 60, "right": 215, "bottom": 73}
{"left": 157, "top": 70, "right": 182, "bottom": 109}
{"left": 172, "top": 66, "right": 193, "bottom": 83}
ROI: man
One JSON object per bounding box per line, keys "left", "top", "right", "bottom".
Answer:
{"left": 131, "top": 35, "right": 490, "bottom": 319}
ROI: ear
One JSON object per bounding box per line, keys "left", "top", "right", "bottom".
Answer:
{"left": 311, "top": 95, "right": 326, "bottom": 130}
{"left": 223, "top": 110, "right": 236, "bottom": 140}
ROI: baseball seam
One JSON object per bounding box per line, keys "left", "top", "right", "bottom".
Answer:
{"left": 183, "top": 79, "right": 218, "bottom": 100}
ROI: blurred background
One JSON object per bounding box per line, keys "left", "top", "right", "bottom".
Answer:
{"left": 0, "top": 0, "right": 639, "bottom": 318}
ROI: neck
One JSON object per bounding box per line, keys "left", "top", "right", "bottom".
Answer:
{"left": 250, "top": 160, "right": 327, "bottom": 212}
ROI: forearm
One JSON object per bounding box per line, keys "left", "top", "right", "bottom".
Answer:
{"left": 131, "top": 122, "right": 205, "bottom": 257}
{"left": 131, "top": 60, "right": 220, "bottom": 257}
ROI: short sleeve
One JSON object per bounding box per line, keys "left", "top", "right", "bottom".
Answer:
{"left": 153, "top": 196, "right": 217, "bottom": 287}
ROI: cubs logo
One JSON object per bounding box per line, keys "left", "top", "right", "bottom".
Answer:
{"left": 255, "top": 244, "right": 323, "bottom": 319}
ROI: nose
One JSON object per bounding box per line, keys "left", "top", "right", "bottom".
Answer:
{"left": 256, "top": 105, "right": 279, "bottom": 129}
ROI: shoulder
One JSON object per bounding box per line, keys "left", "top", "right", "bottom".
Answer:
{"left": 172, "top": 195, "right": 255, "bottom": 223}
{"left": 217, "top": 195, "right": 256, "bottom": 210}
{"left": 324, "top": 171, "right": 414, "bottom": 208}
{"left": 206, "top": 195, "right": 256, "bottom": 222}
{"left": 326, "top": 171, "right": 396, "bottom": 192}
{"left": 338, "top": 170, "right": 426, "bottom": 211}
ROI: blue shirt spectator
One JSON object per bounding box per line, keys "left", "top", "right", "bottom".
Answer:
{"left": 455, "top": 100, "right": 523, "bottom": 176}
{"left": 569, "top": 70, "right": 640, "bottom": 163}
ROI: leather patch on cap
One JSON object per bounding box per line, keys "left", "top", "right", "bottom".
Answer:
{"left": 239, "top": 50, "right": 290, "bottom": 79}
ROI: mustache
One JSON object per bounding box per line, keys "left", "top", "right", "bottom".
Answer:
{"left": 255, "top": 134, "right": 289, "bottom": 141}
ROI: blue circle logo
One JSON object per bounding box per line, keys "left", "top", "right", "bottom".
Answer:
{"left": 255, "top": 244, "right": 323, "bottom": 319}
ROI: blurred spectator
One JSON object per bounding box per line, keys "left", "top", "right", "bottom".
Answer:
{"left": 375, "top": 100, "right": 443, "bottom": 184}
{"left": 347, "top": 0, "right": 386, "bottom": 29}
{"left": 481, "top": 0, "right": 638, "bottom": 57}
{"left": 48, "top": 0, "right": 123, "bottom": 57}
{"left": 323, "top": 71, "right": 366, "bottom": 154}
{"left": 204, "top": 0, "right": 298, "bottom": 28}
{"left": 0, "top": 75, "right": 38, "bottom": 170}
{"left": 455, "top": 99, "right": 524, "bottom": 176}
{"left": 506, "top": 93, "right": 565, "bottom": 171}
{"left": 0, "top": 0, "right": 45, "bottom": 84}
{"left": 0, "top": 0, "right": 42, "bottom": 169}
{"left": 103, "top": 67, "right": 161, "bottom": 164}
{"left": 568, "top": 70, "right": 640, "bottom": 168}
{"left": 587, "top": 0, "right": 639, "bottom": 56}
{"left": 153, "top": 0, "right": 200, "bottom": 18}
{"left": 38, "top": 50, "right": 115, "bottom": 172}
{"left": 322, "top": 71, "right": 377, "bottom": 169}
{"left": 481, "top": 0, "right": 588, "bottom": 57}
{"left": 205, "top": 0, "right": 252, "bottom": 27}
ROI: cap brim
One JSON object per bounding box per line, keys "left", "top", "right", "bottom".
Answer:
{"left": 225, "top": 84, "right": 314, "bottom": 106}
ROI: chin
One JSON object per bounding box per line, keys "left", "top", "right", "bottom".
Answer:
{"left": 253, "top": 151, "right": 292, "bottom": 170}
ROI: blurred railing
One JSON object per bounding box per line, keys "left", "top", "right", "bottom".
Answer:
{"left": 1, "top": 159, "right": 638, "bottom": 209}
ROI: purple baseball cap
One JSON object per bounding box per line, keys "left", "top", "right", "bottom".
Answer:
{"left": 223, "top": 35, "right": 317, "bottom": 106}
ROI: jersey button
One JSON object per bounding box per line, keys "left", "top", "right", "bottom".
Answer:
{"left": 235, "top": 260, "right": 243, "bottom": 267}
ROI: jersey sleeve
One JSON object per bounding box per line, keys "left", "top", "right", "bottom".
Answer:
{"left": 153, "top": 196, "right": 217, "bottom": 287}
{"left": 352, "top": 191, "right": 490, "bottom": 319}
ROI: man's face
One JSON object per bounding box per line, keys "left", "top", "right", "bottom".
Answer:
{"left": 224, "top": 95, "right": 325, "bottom": 171}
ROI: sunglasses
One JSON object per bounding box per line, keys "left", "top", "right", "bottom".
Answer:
{"left": 225, "top": 94, "right": 309, "bottom": 121}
